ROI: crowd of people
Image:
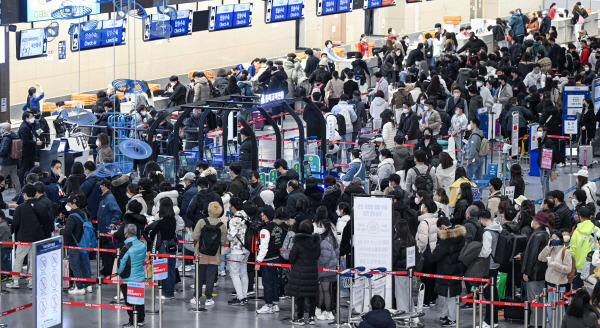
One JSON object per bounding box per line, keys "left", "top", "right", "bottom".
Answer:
{"left": 5, "top": 3, "right": 600, "bottom": 328}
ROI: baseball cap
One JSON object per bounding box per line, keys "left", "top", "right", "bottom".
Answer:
{"left": 181, "top": 172, "right": 196, "bottom": 181}
{"left": 319, "top": 59, "right": 328, "bottom": 66}
{"left": 99, "top": 180, "right": 112, "bottom": 189}
{"left": 65, "top": 194, "right": 80, "bottom": 205}
{"left": 573, "top": 168, "right": 589, "bottom": 178}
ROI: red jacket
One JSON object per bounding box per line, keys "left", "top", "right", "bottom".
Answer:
{"left": 358, "top": 42, "right": 369, "bottom": 58}
{"left": 549, "top": 8, "right": 555, "bottom": 20}
{"left": 581, "top": 46, "right": 591, "bottom": 64}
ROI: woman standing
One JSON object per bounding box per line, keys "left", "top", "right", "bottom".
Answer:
{"left": 509, "top": 164, "right": 526, "bottom": 199}
{"left": 324, "top": 71, "right": 344, "bottom": 109}
{"left": 323, "top": 40, "right": 342, "bottom": 71}
{"left": 549, "top": 3, "right": 557, "bottom": 20}
{"left": 432, "top": 32, "right": 446, "bottom": 64}
{"left": 416, "top": 199, "right": 439, "bottom": 307}
{"left": 95, "top": 133, "right": 113, "bottom": 165}
{"left": 316, "top": 219, "right": 339, "bottom": 321}
{"left": 372, "top": 110, "right": 396, "bottom": 150}
{"left": 449, "top": 103, "right": 468, "bottom": 163}
{"left": 453, "top": 182, "right": 473, "bottom": 226}
{"left": 572, "top": 2, "right": 586, "bottom": 43}
{"left": 288, "top": 220, "right": 321, "bottom": 325}
{"left": 574, "top": 169, "right": 596, "bottom": 203}
{"left": 22, "top": 83, "right": 44, "bottom": 111}
{"left": 392, "top": 219, "right": 416, "bottom": 314}
{"left": 126, "top": 183, "right": 148, "bottom": 215}
{"left": 493, "top": 18, "right": 507, "bottom": 49}
{"left": 357, "top": 34, "right": 370, "bottom": 58}
{"left": 579, "top": 98, "right": 596, "bottom": 145}
{"left": 539, "top": 232, "right": 573, "bottom": 328}
{"left": 436, "top": 152, "right": 456, "bottom": 194}
{"left": 146, "top": 197, "right": 178, "bottom": 300}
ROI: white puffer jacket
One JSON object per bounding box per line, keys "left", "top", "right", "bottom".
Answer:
{"left": 152, "top": 190, "right": 185, "bottom": 232}
{"left": 416, "top": 213, "right": 439, "bottom": 253}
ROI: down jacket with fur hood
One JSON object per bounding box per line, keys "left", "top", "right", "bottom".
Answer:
{"left": 200, "top": 167, "right": 218, "bottom": 189}
{"left": 431, "top": 225, "right": 466, "bottom": 297}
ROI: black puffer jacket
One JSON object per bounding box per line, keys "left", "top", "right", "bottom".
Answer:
{"left": 338, "top": 183, "right": 366, "bottom": 205}
{"left": 286, "top": 233, "right": 321, "bottom": 297}
{"left": 274, "top": 169, "right": 300, "bottom": 208}
{"left": 304, "top": 184, "right": 323, "bottom": 212}
{"left": 431, "top": 225, "right": 466, "bottom": 297}
{"left": 114, "top": 212, "right": 147, "bottom": 248}
{"left": 521, "top": 227, "right": 549, "bottom": 282}
{"left": 554, "top": 203, "right": 574, "bottom": 232}
{"left": 322, "top": 184, "right": 342, "bottom": 223}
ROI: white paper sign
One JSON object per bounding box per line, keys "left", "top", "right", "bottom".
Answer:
{"left": 505, "top": 186, "right": 515, "bottom": 201}
{"left": 353, "top": 196, "right": 393, "bottom": 306}
{"left": 33, "top": 237, "right": 63, "bottom": 328}
{"left": 406, "top": 246, "right": 416, "bottom": 268}
{"left": 530, "top": 123, "right": 539, "bottom": 151}
{"left": 45, "top": 50, "right": 54, "bottom": 61}
{"left": 567, "top": 94, "right": 585, "bottom": 108}
{"left": 511, "top": 111, "right": 519, "bottom": 157}
{"left": 564, "top": 119, "right": 578, "bottom": 135}
{"left": 1, "top": 98, "right": 6, "bottom": 113}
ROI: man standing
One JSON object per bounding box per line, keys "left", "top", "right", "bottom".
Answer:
{"left": 404, "top": 150, "right": 438, "bottom": 193}
{"left": 227, "top": 162, "right": 248, "bottom": 198}
{"left": 521, "top": 211, "right": 550, "bottom": 325}
{"left": 227, "top": 197, "right": 250, "bottom": 305}
{"left": 167, "top": 75, "right": 187, "bottom": 107}
{"left": 180, "top": 172, "right": 199, "bottom": 226}
{"left": 465, "top": 119, "right": 485, "bottom": 180}
{"left": 238, "top": 128, "right": 253, "bottom": 169}
{"left": 570, "top": 207, "right": 596, "bottom": 289}
{"left": 106, "top": 84, "right": 121, "bottom": 113}
{"left": 548, "top": 190, "right": 574, "bottom": 231}
{"left": 97, "top": 180, "right": 122, "bottom": 276}
{"left": 304, "top": 49, "right": 320, "bottom": 77}
{"left": 478, "top": 210, "right": 502, "bottom": 328}
{"left": 399, "top": 102, "right": 419, "bottom": 145}
{"left": 536, "top": 125, "right": 557, "bottom": 197}
{"left": 285, "top": 179, "right": 309, "bottom": 217}
{"left": 272, "top": 159, "right": 299, "bottom": 208}
{"left": 34, "top": 182, "right": 54, "bottom": 238}
{"left": 0, "top": 123, "right": 21, "bottom": 194}
{"left": 59, "top": 195, "right": 93, "bottom": 295}
{"left": 81, "top": 161, "right": 102, "bottom": 220}
{"left": 117, "top": 224, "right": 147, "bottom": 327}
{"left": 186, "top": 177, "right": 223, "bottom": 227}
{"left": 18, "top": 111, "right": 41, "bottom": 184}
{"left": 6, "top": 185, "right": 48, "bottom": 288}
{"left": 248, "top": 171, "right": 267, "bottom": 202}
{"left": 369, "top": 72, "right": 389, "bottom": 101}
{"left": 420, "top": 100, "right": 441, "bottom": 137}
{"left": 255, "top": 206, "right": 285, "bottom": 314}
{"left": 487, "top": 178, "right": 505, "bottom": 221}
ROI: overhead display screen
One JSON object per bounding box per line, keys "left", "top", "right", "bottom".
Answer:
{"left": 24, "top": 0, "right": 100, "bottom": 22}
{"left": 316, "top": 0, "right": 352, "bottom": 16}
{"left": 17, "top": 28, "right": 47, "bottom": 60}
{"left": 209, "top": 3, "right": 253, "bottom": 31}
{"left": 143, "top": 9, "right": 193, "bottom": 41}
{"left": 265, "top": 0, "right": 305, "bottom": 23}
{"left": 364, "top": 0, "right": 395, "bottom": 9}
{"left": 70, "top": 18, "right": 127, "bottom": 51}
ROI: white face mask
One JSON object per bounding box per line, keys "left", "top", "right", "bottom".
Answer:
{"left": 316, "top": 227, "right": 324, "bottom": 234}
{"left": 402, "top": 108, "right": 409, "bottom": 114}
{"left": 327, "top": 44, "right": 333, "bottom": 49}
{"left": 420, "top": 100, "right": 425, "bottom": 105}
{"left": 572, "top": 199, "right": 579, "bottom": 207}
{"left": 96, "top": 140, "right": 101, "bottom": 147}
{"left": 455, "top": 111, "right": 460, "bottom": 116}
{"left": 65, "top": 205, "right": 72, "bottom": 212}
{"left": 530, "top": 221, "right": 535, "bottom": 228}
{"left": 53, "top": 169, "right": 62, "bottom": 176}
{"left": 126, "top": 193, "right": 132, "bottom": 199}
{"left": 585, "top": 67, "right": 590, "bottom": 72}
{"left": 379, "top": 155, "right": 384, "bottom": 162}
{"left": 414, "top": 198, "right": 420, "bottom": 205}
{"left": 412, "top": 184, "right": 417, "bottom": 191}
{"left": 453, "top": 93, "right": 460, "bottom": 99}
{"left": 537, "top": 131, "right": 543, "bottom": 139}
{"left": 476, "top": 81, "right": 483, "bottom": 87}
{"left": 433, "top": 195, "right": 439, "bottom": 202}
{"left": 563, "top": 235, "right": 571, "bottom": 243}
{"left": 141, "top": 111, "right": 147, "bottom": 116}
{"left": 515, "top": 204, "right": 520, "bottom": 211}
{"left": 336, "top": 210, "right": 341, "bottom": 216}
{"left": 28, "top": 118, "right": 35, "bottom": 124}
{"left": 467, "top": 124, "right": 472, "bottom": 131}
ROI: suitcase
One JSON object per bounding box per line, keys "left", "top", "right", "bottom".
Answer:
{"left": 62, "top": 259, "right": 71, "bottom": 289}
{"left": 503, "top": 298, "right": 525, "bottom": 321}
{"left": 252, "top": 111, "right": 265, "bottom": 130}
{"left": 579, "top": 145, "right": 593, "bottom": 167}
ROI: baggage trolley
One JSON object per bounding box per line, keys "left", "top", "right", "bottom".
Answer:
{"left": 338, "top": 267, "right": 369, "bottom": 326}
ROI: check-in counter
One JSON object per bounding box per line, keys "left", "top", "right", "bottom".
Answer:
{"left": 552, "top": 13, "right": 598, "bottom": 44}
{"left": 456, "top": 33, "right": 494, "bottom": 52}
{"left": 339, "top": 56, "right": 379, "bottom": 87}
{"left": 120, "top": 96, "right": 170, "bottom": 113}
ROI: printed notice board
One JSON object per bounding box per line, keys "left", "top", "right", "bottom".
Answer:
{"left": 33, "top": 236, "right": 63, "bottom": 328}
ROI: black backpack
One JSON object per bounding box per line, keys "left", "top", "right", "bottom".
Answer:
{"left": 492, "top": 229, "right": 515, "bottom": 266}
{"left": 521, "top": 13, "right": 530, "bottom": 26}
{"left": 243, "top": 218, "right": 265, "bottom": 253}
{"left": 198, "top": 218, "right": 224, "bottom": 256}
{"left": 185, "top": 85, "right": 195, "bottom": 104}
{"left": 411, "top": 166, "right": 434, "bottom": 191}
{"left": 490, "top": 193, "right": 512, "bottom": 205}
{"left": 335, "top": 113, "right": 347, "bottom": 135}
{"left": 353, "top": 62, "right": 365, "bottom": 77}
{"left": 571, "top": 12, "right": 580, "bottom": 24}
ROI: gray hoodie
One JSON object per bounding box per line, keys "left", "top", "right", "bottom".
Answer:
{"left": 479, "top": 221, "right": 503, "bottom": 270}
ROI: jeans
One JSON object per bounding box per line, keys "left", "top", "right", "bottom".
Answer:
{"left": 466, "top": 158, "right": 484, "bottom": 180}
{"left": 297, "top": 296, "right": 317, "bottom": 318}
{"left": 120, "top": 284, "right": 145, "bottom": 324}
{"left": 158, "top": 244, "right": 176, "bottom": 297}
{"left": 483, "top": 269, "right": 498, "bottom": 325}
{"left": 1, "top": 248, "right": 11, "bottom": 272}
{"left": 540, "top": 168, "right": 551, "bottom": 197}
{"left": 68, "top": 248, "right": 91, "bottom": 289}
{"left": 339, "top": 133, "right": 352, "bottom": 163}
{"left": 454, "top": 136, "right": 463, "bottom": 164}
{"left": 394, "top": 276, "right": 410, "bottom": 313}
{"left": 228, "top": 252, "right": 249, "bottom": 300}
{"left": 197, "top": 264, "right": 218, "bottom": 299}
{"left": 12, "top": 245, "right": 31, "bottom": 283}
{"left": 547, "top": 284, "right": 566, "bottom": 328}
{"left": 261, "top": 261, "right": 280, "bottom": 305}
{"left": 0, "top": 165, "right": 20, "bottom": 192}
{"left": 218, "top": 254, "right": 228, "bottom": 273}
{"left": 527, "top": 280, "right": 545, "bottom": 325}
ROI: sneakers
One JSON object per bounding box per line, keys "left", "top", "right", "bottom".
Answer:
{"left": 214, "top": 282, "right": 219, "bottom": 288}
{"left": 86, "top": 286, "right": 93, "bottom": 293}
{"left": 68, "top": 287, "right": 86, "bottom": 295}
{"left": 315, "top": 308, "right": 322, "bottom": 317}
{"left": 189, "top": 297, "right": 200, "bottom": 305}
{"left": 460, "top": 303, "right": 473, "bottom": 310}
{"left": 114, "top": 292, "right": 124, "bottom": 300}
{"left": 475, "top": 323, "right": 498, "bottom": 328}
{"left": 421, "top": 303, "right": 431, "bottom": 309}
{"left": 156, "top": 295, "right": 174, "bottom": 300}
{"left": 137, "top": 322, "right": 145, "bottom": 326}
{"left": 306, "top": 317, "right": 316, "bottom": 325}
{"left": 441, "top": 319, "right": 456, "bottom": 327}
{"left": 316, "top": 311, "right": 334, "bottom": 320}
{"left": 122, "top": 323, "right": 135, "bottom": 328}
{"left": 5, "top": 281, "right": 19, "bottom": 289}
{"left": 228, "top": 298, "right": 247, "bottom": 305}
{"left": 291, "top": 318, "right": 305, "bottom": 325}
{"left": 256, "top": 304, "right": 274, "bottom": 314}
{"left": 205, "top": 299, "right": 214, "bottom": 306}
{"left": 178, "top": 265, "right": 192, "bottom": 272}
{"left": 439, "top": 316, "right": 448, "bottom": 323}
{"left": 218, "top": 270, "right": 226, "bottom": 277}
{"left": 27, "top": 282, "right": 32, "bottom": 289}
{"left": 247, "top": 290, "right": 255, "bottom": 296}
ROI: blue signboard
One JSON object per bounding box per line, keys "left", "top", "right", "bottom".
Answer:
{"left": 266, "top": 0, "right": 305, "bottom": 23}
{"left": 70, "top": 18, "right": 127, "bottom": 52}
{"left": 317, "top": 0, "right": 352, "bottom": 16}
{"left": 143, "top": 10, "right": 193, "bottom": 41}
{"left": 488, "top": 164, "right": 498, "bottom": 178}
{"left": 363, "top": 0, "right": 396, "bottom": 9}
{"left": 210, "top": 4, "right": 253, "bottom": 31}
{"left": 562, "top": 86, "right": 590, "bottom": 134}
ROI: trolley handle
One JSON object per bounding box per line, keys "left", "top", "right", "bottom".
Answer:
{"left": 358, "top": 272, "right": 374, "bottom": 278}
{"left": 369, "top": 267, "right": 387, "bottom": 274}
{"left": 338, "top": 266, "right": 366, "bottom": 277}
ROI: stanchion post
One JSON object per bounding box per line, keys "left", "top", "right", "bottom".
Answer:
{"left": 194, "top": 255, "right": 200, "bottom": 311}
{"left": 335, "top": 259, "right": 340, "bottom": 325}
{"left": 116, "top": 248, "right": 121, "bottom": 304}
{"left": 535, "top": 297, "right": 539, "bottom": 328}
{"left": 159, "top": 280, "right": 163, "bottom": 328}
{"left": 291, "top": 296, "right": 296, "bottom": 323}
{"left": 181, "top": 247, "right": 186, "bottom": 280}
{"left": 408, "top": 269, "right": 413, "bottom": 316}
{"left": 491, "top": 277, "right": 495, "bottom": 328}
{"left": 98, "top": 277, "right": 102, "bottom": 328}
{"left": 558, "top": 290, "right": 564, "bottom": 326}
{"left": 552, "top": 297, "right": 557, "bottom": 328}
{"left": 254, "top": 267, "right": 260, "bottom": 300}
{"left": 455, "top": 296, "right": 460, "bottom": 328}
{"left": 96, "top": 232, "right": 101, "bottom": 279}
{"left": 524, "top": 301, "right": 530, "bottom": 328}
{"left": 133, "top": 307, "right": 138, "bottom": 327}
{"left": 472, "top": 288, "right": 477, "bottom": 328}
{"left": 147, "top": 255, "right": 158, "bottom": 315}
{"left": 542, "top": 289, "right": 547, "bottom": 328}
{"left": 478, "top": 286, "right": 483, "bottom": 328}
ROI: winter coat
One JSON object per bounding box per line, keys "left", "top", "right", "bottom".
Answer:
{"left": 127, "top": 193, "right": 148, "bottom": 216}
{"left": 391, "top": 146, "right": 410, "bottom": 172}
{"left": 405, "top": 49, "right": 424, "bottom": 68}
{"left": 538, "top": 245, "right": 573, "bottom": 285}
{"left": 521, "top": 227, "right": 550, "bottom": 281}
{"left": 113, "top": 212, "right": 147, "bottom": 248}
{"left": 370, "top": 158, "right": 396, "bottom": 184}
{"left": 186, "top": 189, "right": 223, "bottom": 227}
{"left": 97, "top": 191, "right": 122, "bottom": 233}
{"left": 321, "top": 184, "right": 342, "bottom": 222}
{"left": 526, "top": 19, "right": 539, "bottom": 34}
{"left": 480, "top": 222, "right": 503, "bottom": 270}
{"left": 404, "top": 163, "right": 438, "bottom": 193}
{"left": 493, "top": 24, "right": 505, "bottom": 42}
{"left": 374, "top": 122, "right": 396, "bottom": 149}
{"left": 239, "top": 138, "right": 252, "bottom": 168}
{"left": 117, "top": 236, "right": 147, "bottom": 282}
{"left": 193, "top": 77, "right": 211, "bottom": 102}
{"left": 580, "top": 182, "right": 597, "bottom": 206}
{"left": 420, "top": 108, "right": 441, "bottom": 135}
{"left": 358, "top": 309, "right": 396, "bottom": 328}
{"left": 227, "top": 176, "right": 248, "bottom": 198}
{"left": 304, "top": 184, "right": 324, "bottom": 213}
{"left": 495, "top": 84, "right": 513, "bottom": 105}
{"left": 391, "top": 88, "right": 414, "bottom": 109}
{"left": 96, "top": 145, "right": 112, "bottom": 165}
{"left": 336, "top": 215, "right": 350, "bottom": 244}
{"left": 59, "top": 209, "right": 86, "bottom": 247}
{"left": 318, "top": 234, "right": 339, "bottom": 281}
{"left": 457, "top": 36, "right": 488, "bottom": 54}
{"left": 560, "top": 312, "right": 600, "bottom": 328}
{"left": 467, "top": 95, "right": 483, "bottom": 122}
{"left": 286, "top": 233, "right": 321, "bottom": 297}
{"left": 18, "top": 121, "right": 37, "bottom": 157}
{"left": 338, "top": 183, "right": 365, "bottom": 206}
{"left": 509, "top": 12, "right": 526, "bottom": 36}
{"left": 227, "top": 210, "right": 249, "bottom": 255}
{"left": 341, "top": 159, "right": 366, "bottom": 183}
{"left": 13, "top": 199, "right": 49, "bottom": 242}
{"left": 537, "top": 136, "right": 557, "bottom": 169}
{"left": 192, "top": 215, "right": 227, "bottom": 265}
{"left": 0, "top": 132, "right": 19, "bottom": 166}
{"left": 465, "top": 128, "right": 484, "bottom": 162}
{"left": 152, "top": 190, "right": 184, "bottom": 232}
{"left": 286, "top": 189, "right": 310, "bottom": 217}
{"left": 450, "top": 113, "right": 468, "bottom": 134}
{"left": 370, "top": 97, "right": 388, "bottom": 120}
{"left": 274, "top": 169, "right": 300, "bottom": 208}
{"left": 399, "top": 111, "right": 419, "bottom": 141}
{"left": 324, "top": 78, "right": 344, "bottom": 100}
{"left": 432, "top": 225, "right": 466, "bottom": 297}
{"left": 571, "top": 220, "right": 596, "bottom": 269}
{"left": 213, "top": 77, "right": 229, "bottom": 96}
{"left": 416, "top": 213, "right": 439, "bottom": 253}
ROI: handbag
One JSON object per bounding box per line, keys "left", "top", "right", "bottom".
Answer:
{"left": 551, "top": 169, "right": 558, "bottom": 182}
{"left": 183, "top": 228, "right": 195, "bottom": 252}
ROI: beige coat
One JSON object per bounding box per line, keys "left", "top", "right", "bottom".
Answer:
{"left": 324, "top": 78, "right": 344, "bottom": 100}
{"left": 192, "top": 216, "right": 228, "bottom": 265}
{"left": 96, "top": 145, "right": 113, "bottom": 165}
{"left": 416, "top": 213, "right": 439, "bottom": 253}
{"left": 538, "top": 245, "right": 572, "bottom": 285}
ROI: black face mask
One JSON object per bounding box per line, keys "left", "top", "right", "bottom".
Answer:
{"left": 424, "top": 134, "right": 431, "bottom": 140}
{"left": 250, "top": 182, "right": 259, "bottom": 188}
{"left": 0, "top": 186, "right": 5, "bottom": 193}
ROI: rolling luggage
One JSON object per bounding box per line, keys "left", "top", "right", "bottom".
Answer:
{"left": 63, "top": 258, "right": 71, "bottom": 289}
{"left": 252, "top": 111, "right": 265, "bottom": 130}
{"left": 579, "top": 145, "right": 593, "bottom": 167}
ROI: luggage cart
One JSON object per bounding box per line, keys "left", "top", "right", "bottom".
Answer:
{"left": 337, "top": 267, "right": 368, "bottom": 326}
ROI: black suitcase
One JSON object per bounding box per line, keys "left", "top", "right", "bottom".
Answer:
{"left": 503, "top": 298, "right": 525, "bottom": 321}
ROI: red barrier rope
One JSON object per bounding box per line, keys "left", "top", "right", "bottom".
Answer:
{"left": 0, "top": 303, "right": 32, "bottom": 317}
{"left": 102, "top": 279, "right": 158, "bottom": 286}
{"left": 63, "top": 301, "right": 133, "bottom": 311}
{"left": 63, "top": 246, "right": 117, "bottom": 253}
{"left": 0, "top": 241, "right": 32, "bottom": 246}
{"left": 0, "top": 270, "right": 32, "bottom": 277}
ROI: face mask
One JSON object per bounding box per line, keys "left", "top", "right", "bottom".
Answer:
{"left": 362, "top": 38, "right": 367, "bottom": 42}
{"left": 530, "top": 220, "right": 535, "bottom": 228}
{"left": 433, "top": 195, "right": 439, "bottom": 202}
{"left": 453, "top": 93, "right": 460, "bottom": 99}
{"left": 563, "top": 236, "right": 571, "bottom": 243}
{"left": 179, "top": 132, "right": 185, "bottom": 138}
{"left": 414, "top": 198, "right": 420, "bottom": 205}
{"left": 316, "top": 227, "right": 324, "bottom": 234}
{"left": 534, "top": 70, "right": 540, "bottom": 75}
{"left": 537, "top": 131, "right": 543, "bottom": 139}
{"left": 336, "top": 210, "right": 342, "bottom": 217}
{"left": 476, "top": 82, "right": 483, "bottom": 87}
{"left": 250, "top": 182, "right": 258, "bottom": 188}
{"left": 585, "top": 67, "right": 590, "bottom": 72}
{"left": 96, "top": 140, "right": 101, "bottom": 147}
{"left": 467, "top": 124, "right": 472, "bottom": 131}
{"left": 379, "top": 156, "right": 384, "bottom": 162}
{"left": 455, "top": 111, "right": 460, "bottom": 116}
{"left": 420, "top": 100, "right": 425, "bottom": 105}
{"left": 28, "top": 118, "right": 35, "bottom": 124}
{"left": 572, "top": 199, "right": 579, "bottom": 207}
{"left": 412, "top": 184, "right": 417, "bottom": 191}
{"left": 550, "top": 239, "right": 561, "bottom": 246}
{"left": 141, "top": 111, "right": 147, "bottom": 116}
{"left": 424, "top": 134, "right": 431, "bottom": 139}
{"left": 65, "top": 205, "right": 72, "bottom": 212}
{"left": 53, "top": 169, "right": 62, "bottom": 176}
{"left": 126, "top": 193, "right": 132, "bottom": 199}
{"left": 514, "top": 204, "right": 520, "bottom": 211}
{"left": 327, "top": 44, "right": 332, "bottom": 49}
{"left": 402, "top": 108, "right": 409, "bottom": 114}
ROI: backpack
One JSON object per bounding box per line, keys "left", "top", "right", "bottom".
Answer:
{"left": 335, "top": 113, "right": 347, "bottom": 135}
{"left": 9, "top": 138, "right": 22, "bottom": 160}
{"left": 197, "top": 218, "right": 224, "bottom": 256}
{"left": 562, "top": 248, "right": 577, "bottom": 284}
{"left": 411, "top": 166, "right": 434, "bottom": 191}
{"left": 294, "top": 78, "right": 311, "bottom": 98}
{"left": 571, "top": 12, "right": 580, "bottom": 25}
{"left": 280, "top": 230, "right": 295, "bottom": 261}
{"left": 360, "top": 142, "right": 377, "bottom": 163}
{"left": 208, "top": 80, "right": 221, "bottom": 98}
{"left": 492, "top": 229, "right": 515, "bottom": 266}
{"left": 339, "top": 103, "right": 354, "bottom": 128}
{"left": 353, "top": 62, "right": 365, "bottom": 77}
{"left": 490, "top": 193, "right": 512, "bottom": 205}
{"left": 424, "top": 40, "right": 433, "bottom": 58}
{"left": 473, "top": 133, "right": 489, "bottom": 156}
{"left": 185, "top": 85, "right": 195, "bottom": 104}
{"left": 311, "top": 83, "right": 323, "bottom": 99}
{"left": 582, "top": 250, "right": 597, "bottom": 281}
{"left": 71, "top": 212, "right": 97, "bottom": 254}
{"left": 243, "top": 218, "right": 265, "bottom": 254}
